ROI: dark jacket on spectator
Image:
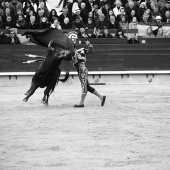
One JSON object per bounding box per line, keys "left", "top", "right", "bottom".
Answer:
{"left": 9, "top": 36, "right": 21, "bottom": 44}
{"left": 101, "top": 32, "right": 113, "bottom": 38}
{"left": 108, "top": 20, "right": 120, "bottom": 29}
{"left": 28, "top": 22, "right": 39, "bottom": 29}
{"left": 0, "top": 32, "right": 10, "bottom": 44}
{"left": 58, "top": 12, "right": 72, "bottom": 24}
{"left": 80, "top": 8, "right": 89, "bottom": 24}
{"left": 128, "top": 38, "right": 139, "bottom": 44}
{"left": 4, "top": 21, "right": 16, "bottom": 29}
{"left": 95, "top": 19, "right": 109, "bottom": 29}
{"left": 61, "top": 22, "right": 73, "bottom": 29}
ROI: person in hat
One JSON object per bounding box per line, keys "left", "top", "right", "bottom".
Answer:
{"left": 154, "top": 15, "right": 162, "bottom": 24}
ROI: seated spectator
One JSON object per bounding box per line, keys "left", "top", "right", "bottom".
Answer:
{"left": 141, "top": 12, "right": 150, "bottom": 23}
{"left": 85, "top": 17, "right": 95, "bottom": 29}
{"left": 48, "top": 9, "right": 58, "bottom": 24}
{"left": 72, "top": 16, "right": 86, "bottom": 31}
{"left": 15, "top": 9, "right": 24, "bottom": 22}
{"left": 119, "top": 15, "right": 129, "bottom": 30}
{"left": 80, "top": 2, "right": 89, "bottom": 24}
{"left": 108, "top": 15, "right": 120, "bottom": 29}
{"left": 25, "top": 9, "right": 37, "bottom": 24}
{"left": 151, "top": 6, "right": 162, "bottom": 22}
{"left": 35, "top": 0, "right": 51, "bottom": 13}
{"left": 77, "top": 27, "right": 90, "bottom": 38}
{"left": 125, "top": 1, "right": 137, "bottom": 20}
{"left": 163, "top": 11, "right": 170, "bottom": 23}
{"left": 100, "top": 0, "right": 111, "bottom": 8}
{"left": 61, "top": 17, "right": 73, "bottom": 29}
{"left": 39, "top": 17, "right": 50, "bottom": 29}
{"left": 154, "top": 15, "right": 162, "bottom": 25}
{"left": 143, "top": 26, "right": 155, "bottom": 38}
{"left": 114, "top": 29, "right": 127, "bottom": 38}
{"left": 72, "top": 7, "right": 82, "bottom": 22}
{"left": 144, "top": 8, "right": 152, "bottom": 21}
{"left": 128, "top": 9, "right": 139, "bottom": 23}
{"left": 0, "top": 16, "right": 4, "bottom": 29}
{"left": 101, "top": 28, "right": 113, "bottom": 38}
{"left": 113, "top": 0, "right": 123, "bottom": 17}
{"left": 72, "top": 0, "right": 83, "bottom": 15}
{"left": 2, "top": 8, "right": 15, "bottom": 23}
{"left": 16, "top": 15, "right": 27, "bottom": 29}
{"left": 3, "top": 1, "right": 15, "bottom": 17}
{"left": 23, "top": 1, "right": 35, "bottom": 16}
{"left": 161, "top": 0, "right": 170, "bottom": 21}
{"left": 155, "top": 26, "right": 165, "bottom": 38}
{"left": 85, "top": 0, "right": 94, "bottom": 13}
{"left": 129, "top": 16, "right": 138, "bottom": 29}
{"left": 58, "top": 7, "right": 72, "bottom": 25}
{"left": 4, "top": 16, "right": 16, "bottom": 29}
{"left": 90, "top": 27, "right": 103, "bottom": 38}
{"left": 28, "top": 15, "right": 39, "bottom": 29}
{"left": 137, "top": 2, "right": 146, "bottom": 22}
{"left": 10, "top": 0, "right": 23, "bottom": 15}
{"left": 101, "top": 3, "right": 110, "bottom": 17}
{"left": 95, "top": 13, "right": 109, "bottom": 29}
{"left": 51, "top": 18, "right": 62, "bottom": 30}
{"left": 8, "top": 30, "right": 21, "bottom": 44}
{"left": 36, "top": 8, "right": 44, "bottom": 24}
{"left": 116, "top": 7, "right": 128, "bottom": 22}
{"left": 128, "top": 33, "right": 139, "bottom": 44}
{"left": 0, "top": 29, "right": 10, "bottom": 44}
{"left": 37, "top": 1, "right": 49, "bottom": 18}
{"left": 106, "top": 9, "right": 114, "bottom": 22}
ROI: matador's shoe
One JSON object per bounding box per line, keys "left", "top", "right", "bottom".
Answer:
{"left": 74, "top": 104, "right": 84, "bottom": 107}
{"left": 101, "top": 96, "right": 106, "bottom": 106}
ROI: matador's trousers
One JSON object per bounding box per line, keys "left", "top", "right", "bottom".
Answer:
{"left": 75, "top": 62, "right": 95, "bottom": 94}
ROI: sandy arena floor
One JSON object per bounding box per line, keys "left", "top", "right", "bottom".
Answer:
{"left": 0, "top": 83, "right": 170, "bottom": 170}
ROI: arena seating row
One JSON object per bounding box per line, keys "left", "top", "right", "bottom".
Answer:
{"left": 0, "top": 42, "right": 170, "bottom": 72}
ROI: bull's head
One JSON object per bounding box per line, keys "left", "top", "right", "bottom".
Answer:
{"left": 48, "top": 38, "right": 75, "bottom": 60}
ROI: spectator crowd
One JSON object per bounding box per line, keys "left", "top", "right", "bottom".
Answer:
{"left": 0, "top": 0, "right": 170, "bottom": 44}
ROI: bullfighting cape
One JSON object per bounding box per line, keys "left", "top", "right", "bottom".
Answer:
{"left": 22, "top": 28, "right": 75, "bottom": 60}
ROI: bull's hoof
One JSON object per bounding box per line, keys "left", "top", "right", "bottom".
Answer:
{"left": 23, "top": 98, "right": 28, "bottom": 102}
{"left": 42, "top": 100, "right": 48, "bottom": 105}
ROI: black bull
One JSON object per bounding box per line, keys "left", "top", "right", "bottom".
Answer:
{"left": 22, "top": 29, "right": 75, "bottom": 104}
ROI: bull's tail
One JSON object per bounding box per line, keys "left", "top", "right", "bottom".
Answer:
{"left": 59, "top": 72, "right": 69, "bottom": 83}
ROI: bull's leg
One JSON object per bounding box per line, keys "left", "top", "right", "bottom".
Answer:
{"left": 42, "top": 87, "right": 50, "bottom": 105}
{"left": 23, "top": 84, "right": 38, "bottom": 102}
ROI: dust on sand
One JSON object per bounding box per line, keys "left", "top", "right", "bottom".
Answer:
{"left": 0, "top": 84, "right": 170, "bottom": 170}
